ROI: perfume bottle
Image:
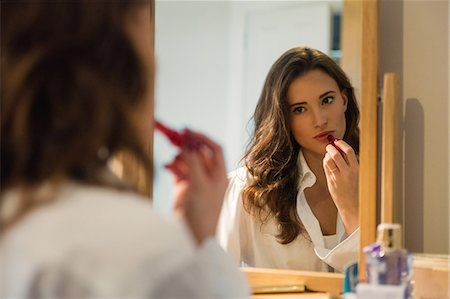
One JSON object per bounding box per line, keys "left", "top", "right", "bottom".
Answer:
{"left": 364, "top": 223, "right": 412, "bottom": 298}
{"left": 377, "top": 224, "right": 410, "bottom": 285}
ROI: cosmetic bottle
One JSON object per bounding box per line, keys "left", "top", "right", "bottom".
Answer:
{"left": 361, "top": 223, "right": 412, "bottom": 299}
{"left": 375, "top": 224, "right": 410, "bottom": 286}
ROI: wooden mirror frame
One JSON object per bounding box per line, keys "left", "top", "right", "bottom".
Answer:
{"left": 359, "top": 0, "right": 378, "bottom": 282}
{"left": 341, "top": 0, "right": 379, "bottom": 282}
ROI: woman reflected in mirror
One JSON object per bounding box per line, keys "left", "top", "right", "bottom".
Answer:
{"left": 217, "top": 47, "right": 360, "bottom": 272}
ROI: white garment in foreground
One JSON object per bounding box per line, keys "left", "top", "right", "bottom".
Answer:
{"left": 217, "top": 150, "right": 360, "bottom": 273}
{"left": 0, "top": 183, "right": 249, "bottom": 298}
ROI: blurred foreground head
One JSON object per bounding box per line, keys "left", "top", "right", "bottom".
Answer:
{"left": 1, "top": 1, "right": 154, "bottom": 228}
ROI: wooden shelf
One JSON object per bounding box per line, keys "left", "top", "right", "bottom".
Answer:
{"left": 242, "top": 267, "right": 343, "bottom": 298}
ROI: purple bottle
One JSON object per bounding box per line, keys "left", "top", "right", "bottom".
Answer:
{"left": 364, "top": 223, "right": 412, "bottom": 298}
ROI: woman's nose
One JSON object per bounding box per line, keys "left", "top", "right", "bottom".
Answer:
{"left": 313, "top": 109, "right": 328, "bottom": 128}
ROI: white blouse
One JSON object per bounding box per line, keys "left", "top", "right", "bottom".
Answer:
{"left": 216, "top": 150, "right": 360, "bottom": 273}
{"left": 0, "top": 183, "right": 249, "bottom": 298}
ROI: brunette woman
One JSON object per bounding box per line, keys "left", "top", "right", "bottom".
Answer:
{"left": 217, "top": 47, "right": 360, "bottom": 272}
{"left": 0, "top": 1, "right": 249, "bottom": 297}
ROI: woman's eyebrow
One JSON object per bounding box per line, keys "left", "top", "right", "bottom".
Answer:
{"left": 288, "top": 90, "right": 337, "bottom": 107}
{"left": 319, "top": 90, "right": 336, "bottom": 98}
{"left": 288, "top": 101, "right": 307, "bottom": 108}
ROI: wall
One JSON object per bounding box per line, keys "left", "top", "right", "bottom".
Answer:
{"left": 379, "top": 0, "right": 449, "bottom": 254}
{"left": 154, "top": 1, "right": 231, "bottom": 213}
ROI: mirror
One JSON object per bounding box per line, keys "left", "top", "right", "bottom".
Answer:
{"left": 153, "top": 0, "right": 344, "bottom": 213}
{"left": 153, "top": 0, "right": 367, "bottom": 274}
{"left": 152, "top": 0, "right": 449, "bottom": 258}
{"left": 153, "top": 0, "right": 356, "bottom": 266}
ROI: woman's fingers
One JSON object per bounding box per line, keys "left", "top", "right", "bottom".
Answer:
{"left": 170, "top": 129, "right": 227, "bottom": 186}
{"left": 165, "top": 154, "right": 188, "bottom": 182}
{"left": 334, "top": 140, "right": 358, "bottom": 166}
{"left": 184, "top": 129, "right": 226, "bottom": 176}
{"left": 325, "top": 139, "right": 359, "bottom": 171}
{"left": 172, "top": 181, "right": 188, "bottom": 212}
{"left": 178, "top": 149, "right": 207, "bottom": 184}
{"left": 323, "top": 152, "right": 338, "bottom": 172}
{"left": 166, "top": 129, "right": 228, "bottom": 244}
{"left": 323, "top": 152, "right": 340, "bottom": 185}
{"left": 325, "top": 144, "right": 348, "bottom": 170}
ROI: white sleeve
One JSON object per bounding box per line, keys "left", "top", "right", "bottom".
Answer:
{"left": 215, "top": 169, "right": 246, "bottom": 266}
{"left": 313, "top": 228, "right": 360, "bottom": 272}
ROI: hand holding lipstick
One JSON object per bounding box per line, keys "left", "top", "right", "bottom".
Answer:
{"left": 323, "top": 136, "right": 359, "bottom": 234}
{"left": 155, "top": 120, "right": 228, "bottom": 245}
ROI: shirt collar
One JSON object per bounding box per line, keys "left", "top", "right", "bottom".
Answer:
{"left": 297, "top": 148, "right": 317, "bottom": 192}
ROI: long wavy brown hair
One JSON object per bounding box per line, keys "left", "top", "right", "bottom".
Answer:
{"left": 1, "top": 1, "right": 152, "bottom": 232}
{"left": 242, "top": 47, "right": 359, "bottom": 244}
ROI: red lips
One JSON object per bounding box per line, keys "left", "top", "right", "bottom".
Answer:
{"left": 314, "top": 131, "right": 334, "bottom": 139}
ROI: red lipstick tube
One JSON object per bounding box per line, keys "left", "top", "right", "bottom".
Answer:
{"left": 155, "top": 119, "right": 200, "bottom": 150}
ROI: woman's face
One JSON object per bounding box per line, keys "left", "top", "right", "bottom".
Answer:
{"left": 286, "top": 69, "right": 347, "bottom": 157}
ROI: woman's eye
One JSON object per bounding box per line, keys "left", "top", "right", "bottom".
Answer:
{"left": 292, "top": 106, "right": 306, "bottom": 114}
{"left": 322, "top": 96, "right": 334, "bottom": 105}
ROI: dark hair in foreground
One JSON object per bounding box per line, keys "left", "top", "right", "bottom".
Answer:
{"left": 242, "top": 47, "right": 359, "bottom": 244}
{"left": 1, "top": 1, "right": 151, "bottom": 232}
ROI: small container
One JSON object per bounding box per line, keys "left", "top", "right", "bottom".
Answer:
{"left": 376, "top": 224, "right": 410, "bottom": 286}
{"left": 363, "top": 242, "right": 382, "bottom": 284}
{"left": 364, "top": 223, "right": 412, "bottom": 298}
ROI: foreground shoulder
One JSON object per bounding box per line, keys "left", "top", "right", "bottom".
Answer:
{"left": 74, "top": 185, "right": 188, "bottom": 240}
{"left": 0, "top": 184, "right": 196, "bottom": 297}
